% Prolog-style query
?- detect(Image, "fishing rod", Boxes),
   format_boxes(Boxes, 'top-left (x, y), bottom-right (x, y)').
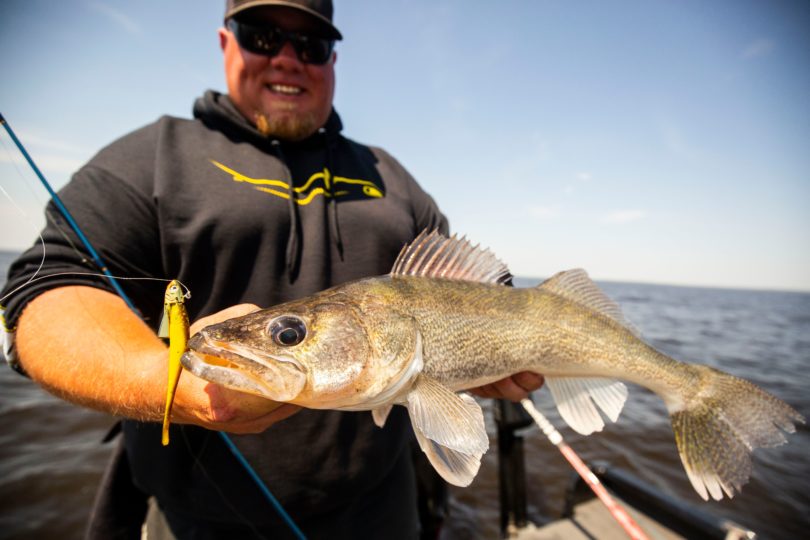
top-left (0, 113), bottom-right (306, 540)
top-left (521, 398), bottom-right (651, 540)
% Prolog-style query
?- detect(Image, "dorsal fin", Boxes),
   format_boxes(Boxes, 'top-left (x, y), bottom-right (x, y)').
top-left (391, 230), bottom-right (512, 285)
top-left (539, 269), bottom-right (640, 335)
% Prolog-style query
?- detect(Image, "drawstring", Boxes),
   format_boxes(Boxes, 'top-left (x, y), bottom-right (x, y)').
top-left (270, 129), bottom-right (344, 282)
top-left (321, 128), bottom-right (344, 260)
top-left (270, 140), bottom-right (301, 282)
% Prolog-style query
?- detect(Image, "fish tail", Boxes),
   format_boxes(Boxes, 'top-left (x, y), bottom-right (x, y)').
top-left (669, 365), bottom-right (804, 500)
top-left (161, 359), bottom-right (183, 445)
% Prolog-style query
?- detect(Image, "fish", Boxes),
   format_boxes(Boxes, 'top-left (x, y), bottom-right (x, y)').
top-left (180, 230), bottom-right (804, 499)
top-left (158, 279), bottom-right (190, 446)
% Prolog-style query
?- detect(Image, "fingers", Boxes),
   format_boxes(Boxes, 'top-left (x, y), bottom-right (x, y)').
top-left (218, 404), bottom-right (303, 434)
top-left (189, 303), bottom-right (261, 335)
top-left (172, 370), bottom-right (301, 434)
top-left (468, 384), bottom-right (499, 399)
top-left (512, 372), bottom-right (545, 393)
top-left (492, 377), bottom-right (532, 401)
top-left (199, 383), bottom-right (302, 433)
top-left (468, 372), bottom-right (545, 402)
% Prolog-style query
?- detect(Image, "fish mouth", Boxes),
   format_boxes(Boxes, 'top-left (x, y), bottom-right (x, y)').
top-left (181, 335), bottom-right (307, 402)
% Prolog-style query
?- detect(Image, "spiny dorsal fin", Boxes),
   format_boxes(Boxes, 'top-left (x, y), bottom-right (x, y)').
top-left (391, 230), bottom-right (512, 285)
top-left (539, 269), bottom-right (640, 336)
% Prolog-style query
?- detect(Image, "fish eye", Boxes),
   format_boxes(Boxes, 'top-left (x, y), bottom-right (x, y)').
top-left (268, 316), bottom-right (307, 347)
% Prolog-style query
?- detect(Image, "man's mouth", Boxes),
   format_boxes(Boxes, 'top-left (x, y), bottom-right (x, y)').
top-left (268, 83), bottom-right (303, 95)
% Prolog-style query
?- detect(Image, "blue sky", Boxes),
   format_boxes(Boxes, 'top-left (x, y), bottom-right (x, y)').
top-left (1, 0), bottom-right (808, 291)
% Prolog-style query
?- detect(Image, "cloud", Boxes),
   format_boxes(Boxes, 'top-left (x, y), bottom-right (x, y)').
top-left (497, 133), bottom-right (552, 183)
top-left (9, 131), bottom-right (88, 154)
top-left (602, 210), bottom-right (645, 224)
top-left (563, 172), bottom-right (591, 194)
top-left (741, 38), bottom-right (775, 59)
top-left (86, 1), bottom-right (142, 36)
top-left (529, 205), bottom-right (561, 220)
top-left (657, 116), bottom-right (695, 160)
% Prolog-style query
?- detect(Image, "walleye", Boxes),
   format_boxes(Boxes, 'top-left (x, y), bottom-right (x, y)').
top-left (181, 231), bottom-right (803, 499)
top-left (158, 280), bottom-right (190, 446)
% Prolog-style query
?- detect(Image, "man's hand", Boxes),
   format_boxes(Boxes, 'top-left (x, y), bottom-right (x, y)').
top-left (173, 303), bottom-right (302, 434)
top-left (468, 372), bottom-right (544, 401)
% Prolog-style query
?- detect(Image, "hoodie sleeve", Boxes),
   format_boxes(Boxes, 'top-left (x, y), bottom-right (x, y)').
top-left (370, 148), bottom-right (449, 236)
top-left (1, 164), bottom-right (164, 332)
top-left (410, 184), bottom-right (449, 237)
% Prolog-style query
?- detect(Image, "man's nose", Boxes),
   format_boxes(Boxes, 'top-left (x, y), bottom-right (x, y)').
top-left (270, 42), bottom-right (302, 69)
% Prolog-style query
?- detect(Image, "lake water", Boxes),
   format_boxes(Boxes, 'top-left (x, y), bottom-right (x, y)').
top-left (1, 251), bottom-right (808, 539)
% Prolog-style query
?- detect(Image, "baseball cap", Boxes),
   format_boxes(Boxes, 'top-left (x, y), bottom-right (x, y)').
top-left (224, 0), bottom-right (342, 40)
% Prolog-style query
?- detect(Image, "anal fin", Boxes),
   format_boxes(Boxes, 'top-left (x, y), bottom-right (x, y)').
top-left (546, 377), bottom-right (628, 435)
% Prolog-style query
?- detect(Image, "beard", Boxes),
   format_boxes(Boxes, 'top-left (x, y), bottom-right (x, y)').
top-left (254, 106), bottom-right (321, 141)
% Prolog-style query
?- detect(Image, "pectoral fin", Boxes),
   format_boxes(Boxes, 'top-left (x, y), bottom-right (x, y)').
top-left (545, 376), bottom-right (628, 435)
top-left (412, 421), bottom-right (483, 487)
top-left (405, 374), bottom-right (488, 486)
top-left (406, 374), bottom-right (488, 454)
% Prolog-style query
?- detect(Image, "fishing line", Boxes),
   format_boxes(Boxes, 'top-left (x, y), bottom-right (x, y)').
top-left (0, 185), bottom-right (48, 303)
top-left (1, 113), bottom-right (136, 311)
top-left (1, 113), bottom-right (305, 539)
top-left (0, 132), bottom-right (51, 211)
top-left (0, 160), bottom-right (190, 304)
top-left (0, 119), bottom-right (103, 269)
top-left (0, 272), bottom-right (190, 305)
top-left (0, 133), bottom-right (88, 272)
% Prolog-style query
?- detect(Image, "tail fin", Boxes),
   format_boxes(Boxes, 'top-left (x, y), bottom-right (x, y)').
top-left (670, 365), bottom-right (804, 500)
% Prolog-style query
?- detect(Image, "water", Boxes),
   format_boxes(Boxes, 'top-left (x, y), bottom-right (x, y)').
top-left (1, 253), bottom-right (809, 539)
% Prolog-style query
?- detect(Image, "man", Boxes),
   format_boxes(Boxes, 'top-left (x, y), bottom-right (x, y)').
top-left (2, 1), bottom-right (543, 537)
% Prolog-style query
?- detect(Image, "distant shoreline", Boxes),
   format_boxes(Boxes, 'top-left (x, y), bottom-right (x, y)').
top-left (1, 250), bottom-right (808, 295)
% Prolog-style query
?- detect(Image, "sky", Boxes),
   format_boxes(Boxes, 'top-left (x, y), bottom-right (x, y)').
top-left (1, 0), bottom-right (809, 291)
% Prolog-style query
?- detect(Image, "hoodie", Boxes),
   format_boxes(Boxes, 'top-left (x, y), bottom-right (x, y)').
top-left (1, 91), bottom-right (448, 538)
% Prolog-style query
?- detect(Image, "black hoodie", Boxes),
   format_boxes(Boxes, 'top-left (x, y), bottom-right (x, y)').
top-left (1, 91), bottom-right (447, 538)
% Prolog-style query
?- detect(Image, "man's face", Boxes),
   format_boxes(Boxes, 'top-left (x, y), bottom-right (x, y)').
top-left (220, 7), bottom-right (336, 141)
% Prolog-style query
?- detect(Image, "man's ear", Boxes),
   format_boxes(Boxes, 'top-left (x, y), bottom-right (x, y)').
top-left (218, 27), bottom-right (229, 52)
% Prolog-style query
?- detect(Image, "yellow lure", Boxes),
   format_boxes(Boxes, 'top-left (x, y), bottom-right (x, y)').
top-left (157, 280), bottom-right (190, 446)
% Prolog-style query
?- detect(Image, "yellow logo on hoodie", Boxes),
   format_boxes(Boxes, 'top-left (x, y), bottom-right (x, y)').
top-left (211, 160), bottom-right (383, 205)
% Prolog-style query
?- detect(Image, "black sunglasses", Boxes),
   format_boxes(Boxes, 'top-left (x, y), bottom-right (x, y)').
top-left (227, 19), bottom-right (335, 65)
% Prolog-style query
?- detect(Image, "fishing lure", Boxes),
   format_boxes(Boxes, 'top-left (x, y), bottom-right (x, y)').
top-left (158, 280), bottom-right (190, 445)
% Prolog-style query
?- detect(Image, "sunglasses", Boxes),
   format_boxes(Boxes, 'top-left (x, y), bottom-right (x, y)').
top-left (227, 19), bottom-right (335, 65)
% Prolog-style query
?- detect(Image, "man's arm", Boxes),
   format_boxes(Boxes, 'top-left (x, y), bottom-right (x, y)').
top-left (15, 286), bottom-right (298, 433)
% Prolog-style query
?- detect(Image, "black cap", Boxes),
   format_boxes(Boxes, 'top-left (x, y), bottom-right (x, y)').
top-left (225, 0), bottom-right (342, 40)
